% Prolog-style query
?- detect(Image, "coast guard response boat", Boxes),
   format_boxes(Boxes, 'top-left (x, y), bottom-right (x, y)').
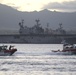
top-left (52, 40), bottom-right (76, 55)
top-left (0, 45), bottom-right (17, 56)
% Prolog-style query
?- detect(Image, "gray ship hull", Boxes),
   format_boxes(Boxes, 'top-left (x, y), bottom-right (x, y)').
top-left (0, 34), bottom-right (76, 44)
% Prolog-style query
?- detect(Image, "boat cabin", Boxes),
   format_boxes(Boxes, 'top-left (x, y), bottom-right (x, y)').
top-left (63, 44), bottom-right (76, 50)
top-left (0, 45), bottom-right (7, 50)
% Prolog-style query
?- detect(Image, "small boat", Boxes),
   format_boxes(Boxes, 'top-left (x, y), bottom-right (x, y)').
top-left (0, 45), bottom-right (17, 56)
top-left (52, 43), bottom-right (76, 55)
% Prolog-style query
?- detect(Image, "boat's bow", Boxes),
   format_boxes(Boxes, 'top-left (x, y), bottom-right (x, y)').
top-left (4, 48), bottom-right (17, 56)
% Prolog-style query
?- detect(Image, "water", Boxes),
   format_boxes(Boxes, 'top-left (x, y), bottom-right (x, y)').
top-left (0, 44), bottom-right (76, 75)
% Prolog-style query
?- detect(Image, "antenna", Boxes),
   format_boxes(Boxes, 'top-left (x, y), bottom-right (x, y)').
top-left (22, 19), bottom-right (24, 26)
top-left (59, 23), bottom-right (63, 29)
top-left (35, 19), bottom-right (41, 26)
top-left (19, 19), bottom-right (24, 28)
top-left (47, 23), bottom-right (49, 28)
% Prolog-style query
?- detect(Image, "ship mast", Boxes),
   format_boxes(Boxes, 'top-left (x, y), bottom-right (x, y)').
top-left (59, 23), bottom-right (63, 29)
top-left (19, 19), bottom-right (24, 28)
top-left (19, 19), bottom-right (24, 34)
top-left (21, 19), bottom-right (24, 26)
top-left (35, 19), bottom-right (41, 27)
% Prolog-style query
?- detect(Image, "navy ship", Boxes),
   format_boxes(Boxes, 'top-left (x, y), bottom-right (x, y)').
top-left (0, 19), bottom-right (76, 44)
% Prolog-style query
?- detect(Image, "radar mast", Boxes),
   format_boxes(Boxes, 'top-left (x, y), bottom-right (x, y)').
top-left (35, 19), bottom-right (41, 27)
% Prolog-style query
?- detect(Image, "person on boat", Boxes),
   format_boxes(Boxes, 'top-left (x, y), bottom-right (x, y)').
top-left (58, 49), bottom-right (60, 51)
top-left (9, 45), bottom-right (12, 50)
top-left (9, 45), bottom-right (14, 50)
top-left (0, 46), bottom-right (2, 51)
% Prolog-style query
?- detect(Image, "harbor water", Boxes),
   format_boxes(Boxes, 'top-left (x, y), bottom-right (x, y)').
top-left (0, 44), bottom-right (76, 75)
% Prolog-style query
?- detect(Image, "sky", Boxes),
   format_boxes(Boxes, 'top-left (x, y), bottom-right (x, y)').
top-left (0, 0), bottom-right (76, 12)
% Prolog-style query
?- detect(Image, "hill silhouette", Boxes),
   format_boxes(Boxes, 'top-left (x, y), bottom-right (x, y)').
top-left (0, 4), bottom-right (76, 31)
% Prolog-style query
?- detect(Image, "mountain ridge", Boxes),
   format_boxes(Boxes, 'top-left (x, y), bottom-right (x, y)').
top-left (0, 4), bottom-right (76, 31)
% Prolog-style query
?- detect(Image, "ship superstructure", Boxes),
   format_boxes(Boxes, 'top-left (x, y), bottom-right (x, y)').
top-left (19, 19), bottom-right (66, 35)
top-left (19, 19), bottom-right (44, 34)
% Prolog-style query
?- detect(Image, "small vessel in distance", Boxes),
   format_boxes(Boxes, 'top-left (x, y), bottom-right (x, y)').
top-left (0, 45), bottom-right (17, 56)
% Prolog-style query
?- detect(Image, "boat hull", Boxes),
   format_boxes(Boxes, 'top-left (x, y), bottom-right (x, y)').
top-left (0, 49), bottom-right (17, 56)
top-left (52, 49), bottom-right (76, 55)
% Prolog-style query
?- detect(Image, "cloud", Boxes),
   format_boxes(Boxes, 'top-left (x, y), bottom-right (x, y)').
top-left (0, 0), bottom-right (45, 11)
top-left (0, 0), bottom-right (4, 2)
top-left (0, 0), bottom-right (76, 12)
top-left (43, 0), bottom-right (76, 12)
